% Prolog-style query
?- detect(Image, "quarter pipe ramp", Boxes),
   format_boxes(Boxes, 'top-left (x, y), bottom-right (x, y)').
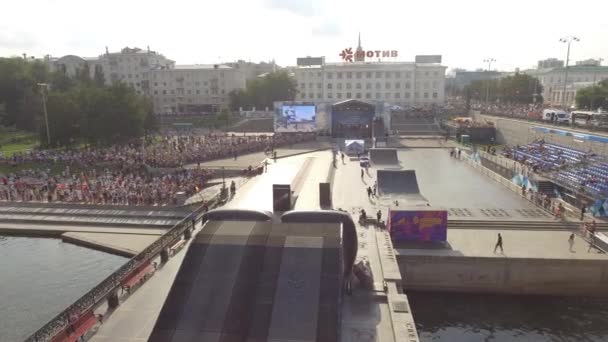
top-left (376, 169), bottom-right (427, 202)
top-left (369, 148), bottom-right (400, 167)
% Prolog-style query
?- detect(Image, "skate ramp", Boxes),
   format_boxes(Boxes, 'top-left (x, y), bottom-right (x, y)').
top-left (369, 148), bottom-right (400, 167)
top-left (377, 169), bottom-right (427, 202)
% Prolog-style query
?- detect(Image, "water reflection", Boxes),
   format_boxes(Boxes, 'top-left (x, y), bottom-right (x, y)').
top-left (409, 291), bottom-right (608, 342)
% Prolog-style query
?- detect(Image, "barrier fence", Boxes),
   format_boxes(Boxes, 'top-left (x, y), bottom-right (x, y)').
top-left (24, 193), bottom-right (221, 342)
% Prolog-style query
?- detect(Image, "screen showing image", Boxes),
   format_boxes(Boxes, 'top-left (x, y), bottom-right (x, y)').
top-left (275, 104), bottom-right (317, 132)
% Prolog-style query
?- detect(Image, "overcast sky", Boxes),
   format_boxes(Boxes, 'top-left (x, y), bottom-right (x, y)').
top-left (1, 0), bottom-right (607, 72)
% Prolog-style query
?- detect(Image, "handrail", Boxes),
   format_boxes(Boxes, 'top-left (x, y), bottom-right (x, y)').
top-left (24, 194), bottom-right (219, 342)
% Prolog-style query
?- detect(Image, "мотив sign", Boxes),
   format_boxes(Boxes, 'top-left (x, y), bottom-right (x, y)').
top-left (339, 48), bottom-right (398, 62)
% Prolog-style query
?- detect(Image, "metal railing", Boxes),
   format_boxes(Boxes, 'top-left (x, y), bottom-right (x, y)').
top-left (24, 194), bottom-right (220, 342)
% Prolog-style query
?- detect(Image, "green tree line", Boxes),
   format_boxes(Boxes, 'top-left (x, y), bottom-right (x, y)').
top-left (228, 71), bottom-right (297, 110)
top-left (576, 80), bottom-right (608, 110)
top-left (467, 73), bottom-right (543, 104)
top-left (0, 57), bottom-right (156, 147)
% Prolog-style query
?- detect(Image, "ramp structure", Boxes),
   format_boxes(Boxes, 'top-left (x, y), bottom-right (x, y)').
top-left (377, 169), bottom-right (427, 202)
top-left (369, 148), bottom-right (400, 167)
top-left (148, 211), bottom-right (344, 342)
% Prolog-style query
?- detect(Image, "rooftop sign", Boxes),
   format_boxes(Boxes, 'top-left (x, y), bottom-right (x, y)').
top-left (339, 48), bottom-right (398, 63)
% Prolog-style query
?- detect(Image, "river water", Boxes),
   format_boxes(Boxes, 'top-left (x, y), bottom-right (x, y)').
top-left (409, 291), bottom-right (608, 342)
top-left (0, 236), bottom-right (127, 342)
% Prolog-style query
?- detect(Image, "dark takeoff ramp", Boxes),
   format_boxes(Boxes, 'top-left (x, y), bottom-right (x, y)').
top-left (148, 211), bottom-right (342, 342)
top-left (377, 169), bottom-right (427, 201)
top-left (369, 148), bottom-right (400, 167)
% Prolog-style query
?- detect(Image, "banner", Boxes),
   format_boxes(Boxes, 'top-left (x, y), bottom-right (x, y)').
top-left (389, 210), bottom-right (447, 242)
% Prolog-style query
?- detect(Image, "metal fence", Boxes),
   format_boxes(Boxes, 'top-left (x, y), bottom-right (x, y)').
top-left (24, 194), bottom-right (220, 342)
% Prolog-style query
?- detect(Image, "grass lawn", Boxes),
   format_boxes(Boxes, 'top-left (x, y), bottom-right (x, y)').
top-left (0, 130), bottom-right (38, 157)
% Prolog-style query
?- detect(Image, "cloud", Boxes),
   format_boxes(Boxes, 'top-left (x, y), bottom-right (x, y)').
top-left (312, 20), bottom-right (342, 37)
top-left (266, 0), bottom-right (314, 16)
top-left (0, 26), bottom-right (40, 50)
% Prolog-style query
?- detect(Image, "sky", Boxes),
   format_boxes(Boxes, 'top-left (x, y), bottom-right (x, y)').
top-left (1, 0), bottom-right (607, 72)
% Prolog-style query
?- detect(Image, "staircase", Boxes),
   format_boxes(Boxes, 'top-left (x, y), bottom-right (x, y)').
top-left (391, 117), bottom-right (443, 136)
top-left (537, 180), bottom-right (556, 197)
top-left (229, 118), bottom-right (274, 132)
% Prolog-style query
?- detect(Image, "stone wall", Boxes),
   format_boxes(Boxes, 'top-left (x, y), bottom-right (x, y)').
top-left (474, 113), bottom-right (608, 156)
top-left (398, 255), bottom-right (608, 297)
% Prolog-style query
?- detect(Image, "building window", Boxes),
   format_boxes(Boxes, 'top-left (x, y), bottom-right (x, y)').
top-left (385, 72), bottom-right (391, 78)
top-left (317, 72), bottom-right (322, 77)
top-left (337, 72), bottom-right (343, 79)
top-left (328, 93), bottom-right (333, 98)
top-left (405, 82), bottom-right (411, 89)
top-left (395, 71), bottom-right (401, 78)
top-left (327, 72), bottom-right (333, 79)
top-left (395, 93), bottom-right (401, 99)
top-left (365, 93), bottom-right (371, 99)
top-left (337, 83), bottom-right (343, 90)
top-left (346, 83), bottom-right (352, 90)
top-left (385, 82), bottom-right (391, 89)
top-left (356, 83), bottom-right (362, 89)
top-left (154, 82), bottom-right (158, 86)
top-left (195, 81), bottom-right (200, 86)
top-left (196, 90), bottom-right (200, 94)
top-left (375, 93), bottom-right (381, 99)
top-left (346, 72), bottom-right (352, 79)
top-left (356, 72), bottom-right (362, 79)
top-left (366, 83), bottom-right (372, 89)
top-left (317, 83), bottom-right (322, 89)
top-left (432, 81), bottom-right (438, 89)
top-left (424, 82), bottom-right (430, 89)
top-left (346, 92), bottom-right (352, 98)
top-left (154, 90), bottom-right (158, 95)
top-left (300, 83), bottom-right (305, 89)
top-left (405, 92), bottom-right (410, 98)
top-left (162, 90), bottom-right (166, 95)
top-left (337, 93), bottom-right (343, 99)
top-left (187, 90), bottom-right (191, 94)
top-left (327, 83), bottom-right (333, 89)
top-left (204, 81), bottom-right (208, 86)
top-left (220, 72), bottom-right (225, 78)
top-left (309, 93), bottom-right (314, 98)
top-left (424, 92), bottom-right (429, 98)
top-left (309, 82), bottom-right (313, 88)
top-left (366, 72), bottom-right (372, 78)
top-left (375, 71), bottom-right (382, 78)
top-left (356, 93), bottom-right (361, 99)
top-left (395, 82), bottom-right (400, 89)
top-left (415, 92), bottom-right (419, 98)
top-left (432, 92), bottom-right (438, 99)
top-left (163, 82), bottom-right (167, 86)
top-left (170, 90), bottom-right (175, 95)
top-left (317, 93), bottom-right (322, 98)
top-left (385, 93), bottom-right (391, 99)
top-left (425, 71), bottom-right (429, 76)
top-left (376, 83), bottom-right (381, 89)
top-left (433, 71), bottom-right (439, 77)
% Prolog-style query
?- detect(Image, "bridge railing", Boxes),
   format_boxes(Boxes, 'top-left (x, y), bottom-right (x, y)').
top-left (24, 196), bottom-right (219, 342)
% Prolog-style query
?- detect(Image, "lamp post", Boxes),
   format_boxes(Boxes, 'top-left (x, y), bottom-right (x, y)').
top-left (483, 58), bottom-right (496, 104)
top-left (37, 83), bottom-right (51, 146)
top-left (559, 36), bottom-right (580, 108)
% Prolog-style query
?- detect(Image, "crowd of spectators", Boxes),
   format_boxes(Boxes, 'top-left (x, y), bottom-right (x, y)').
top-left (471, 102), bottom-right (545, 119)
top-left (0, 132), bottom-right (316, 206)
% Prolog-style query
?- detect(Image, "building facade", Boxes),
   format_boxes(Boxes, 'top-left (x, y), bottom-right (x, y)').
top-left (293, 60), bottom-right (446, 107)
top-left (525, 65), bottom-right (608, 106)
top-left (148, 65), bottom-right (246, 115)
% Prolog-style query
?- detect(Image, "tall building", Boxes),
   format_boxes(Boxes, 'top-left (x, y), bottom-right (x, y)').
top-left (293, 58), bottom-right (446, 107)
top-left (538, 58), bottom-right (564, 69)
top-left (354, 33), bottom-right (364, 63)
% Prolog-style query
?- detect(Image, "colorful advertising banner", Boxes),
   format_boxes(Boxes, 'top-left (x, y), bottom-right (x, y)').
top-left (389, 210), bottom-right (447, 242)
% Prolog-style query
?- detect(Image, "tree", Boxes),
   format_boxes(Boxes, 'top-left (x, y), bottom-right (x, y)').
top-left (576, 81), bottom-right (608, 110)
top-left (228, 71), bottom-right (297, 110)
top-left (94, 65), bottom-right (105, 87)
top-left (469, 73), bottom-right (542, 104)
top-left (216, 106), bottom-right (233, 128)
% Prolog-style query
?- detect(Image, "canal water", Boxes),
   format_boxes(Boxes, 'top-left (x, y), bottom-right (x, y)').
top-left (409, 291), bottom-right (608, 341)
top-left (0, 236), bottom-right (127, 342)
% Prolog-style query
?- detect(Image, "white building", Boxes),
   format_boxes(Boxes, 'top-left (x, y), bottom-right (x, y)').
top-left (293, 60), bottom-right (446, 107)
top-left (149, 64), bottom-right (246, 115)
top-left (524, 64), bottom-right (608, 106)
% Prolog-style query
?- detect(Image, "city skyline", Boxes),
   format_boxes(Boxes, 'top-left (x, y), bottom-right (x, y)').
top-left (1, 0), bottom-right (607, 71)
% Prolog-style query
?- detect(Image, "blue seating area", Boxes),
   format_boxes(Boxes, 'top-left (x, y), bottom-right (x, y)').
top-left (556, 163), bottom-right (608, 195)
top-left (504, 142), bottom-right (591, 171)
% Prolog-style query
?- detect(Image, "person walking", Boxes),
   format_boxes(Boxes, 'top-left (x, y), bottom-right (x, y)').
top-left (341, 153), bottom-right (345, 164)
top-left (361, 168), bottom-right (364, 179)
top-left (376, 210), bottom-right (382, 225)
top-left (568, 233), bottom-right (575, 252)
top-left (580, 204), bottom-right (587, 221)
top-left (493, 233), bottom-right (503, 253)
top-left (457, 148), bottom-right (462, 160)
top-left (373, 181), bottom-right (377, 196)
top-left (366, 186), bottom-right (372, 198)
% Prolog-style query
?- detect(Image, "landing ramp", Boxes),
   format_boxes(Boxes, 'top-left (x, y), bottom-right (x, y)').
top-left (377, 169), bottom-right (427, 202)
top-left (369, 148), bottom-right (400, 167)
top-left (148, 220), bottom-right (342, 342)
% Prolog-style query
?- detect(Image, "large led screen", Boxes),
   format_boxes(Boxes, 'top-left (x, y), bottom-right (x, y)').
top-left (275, 105), bottom-right (317, 132)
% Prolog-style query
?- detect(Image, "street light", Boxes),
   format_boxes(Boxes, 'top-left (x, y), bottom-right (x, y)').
top-left (559, 36), bottom-right (580, 108)
top-left (37, 83), bottom-right (51, 146)
top-left (483, 58), bottom-right (496, 103)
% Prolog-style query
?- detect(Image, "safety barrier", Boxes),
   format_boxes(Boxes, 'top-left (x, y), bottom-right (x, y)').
top-left (24, 196), bottom-right (219, 342)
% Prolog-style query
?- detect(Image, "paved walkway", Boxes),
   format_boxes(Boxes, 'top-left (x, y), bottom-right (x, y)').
top-left (0, 205), bottom-right (186, 218)
top-left (0, 222), bottom-right (166, 235)
top-left (62, 232), bottom-right (159, 257)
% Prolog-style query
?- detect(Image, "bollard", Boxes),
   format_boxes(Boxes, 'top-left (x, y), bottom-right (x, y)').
top-left (160, 248), bottom-right (170, 264)
top-left (184, 227), bottom-right (192, 240)
top-left (107, 291), bottom-right (119, 309)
